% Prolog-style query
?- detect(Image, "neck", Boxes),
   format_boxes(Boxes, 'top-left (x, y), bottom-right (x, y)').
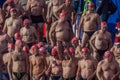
top-left (100, 30), bottom-right (106, 33)
top-left (88, 10), bottom-right (94, 13)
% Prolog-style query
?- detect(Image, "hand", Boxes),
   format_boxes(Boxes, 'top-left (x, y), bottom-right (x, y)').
top-left (47, 18), bottom-right (52, 24)
top-left (45, 71), bottom-right (49, 76)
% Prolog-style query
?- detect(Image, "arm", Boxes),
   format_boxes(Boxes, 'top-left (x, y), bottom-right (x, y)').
top-left (42, 0), bottom-right (47, 22)
top-left (88, 60), bottom-right (98, 80)
top-left (76, 61), bottom-right (81, 80)
top-left (38, 58), bottom-right (48, 77)
top-left (71, 7), bottom-right (76, 25)
top-left (111, 62), bottom-right (120, 80)
top-left (47, 1), bottom-right (53, 19)
top-left (2, 20), bottom-right (7, 33)
top-left (108, 33), bottom-right (113, 50)
top-left (26, 54), bottom-right (29, 74)
top-left (33, 27), bottom-right (39, 42)
top-left (26, 0), bottom-right (31, 16)
top-left (96, 14), bottom-right (101, 30)
top-left (7, 55), bottom-right (13, 80)
top-left (78, 14), bottom-right (84, 40)
top-left (29, 56), bottom-right (33, 80)
top-left (54, 4), bottom-right (65, 19)
top-left (90, 32), bottom-right (98, 52)
top-left (49, 21), bottom-right (57, 46)
top-left (96, 61), bottom-right (104, 80)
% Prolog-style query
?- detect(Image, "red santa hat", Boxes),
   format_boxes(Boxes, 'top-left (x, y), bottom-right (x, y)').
top-left (116, 22), bottom-right (120, 30)
top-left (114, 37), bottom-right (120, 45)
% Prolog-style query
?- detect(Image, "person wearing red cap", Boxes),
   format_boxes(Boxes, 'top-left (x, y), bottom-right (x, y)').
top-left (2, 43), bottom-right (14, 80)
top-left (3, 7), bottom-right (22, 43)
top-left (7, 40), bottom-right (29, 80)
top-left (62, 48), bottom-right (77, 80)
top-left (49, 11), bottom-right (73, 58)
top-left (29, 44), bottom-right (48, 80)
top-left (96, 51), bottom-right (120, 80)
top-left (45, 46), bottom-right (62, 80)
top-left (26, 0), bottom-right (47, 40)
top-left (2, 0), bottom-right (24, 18)
top-left (90, 21), bottom-right (112, 61)
top-left (54, 0), bottom-right (75, 25)
top-left (20, 19), bottom-right (39, 48)
top-left (46, 0), bottom-right (65, 43)
top-left (76, 47), bottom-right (97, 80)
top-left (78, 2), bottom-right (101, 48)
top-left (14, 32), bottom-right (21, 41)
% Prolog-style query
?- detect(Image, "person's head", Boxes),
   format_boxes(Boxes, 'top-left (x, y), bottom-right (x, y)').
top-left (65, 0), bottom-right (71, 6)
top-left (23, 19), bottom-right (30, 28)
top-left (59, 12), bottom-right (67, 22)
top-left (69, 47), bottom-right (75, 56)
top-left (114, 37), bottom-right (120, 48)
top-left (81, 47), bottom-right (90, 59)
top-left (64, 49), bottom-right (70, 60)
top-left (8, 43), bottom-right (14, 52)
top-left (87, 2), bottom-right (95, 11)
top-left (31, 44), bottom-right (39, 55)
top-left (39, 47), bottom-right (47, 57)
top-left (116, 21), bottom-right (120, 32)
top-left (101, 21), bottom-right (107, 32)
top-left (37, 42), bottom-right (45, 48)
top-left (14, 32), bottom-right (21, 40)
top-left (7, 0), bottom-right (14, 5)
top-left (71, 37), bottom-right (78, 47)
top-left (104, 51), bottom-right (114, 62)
top-left (51, 46), bottom-right (58, 59)
top-left (10, 8), bottom-right (17, 17)
top-left (22, 45), bottom-right (29, 53)
top-left (15, 40), bottom-right (23, 52)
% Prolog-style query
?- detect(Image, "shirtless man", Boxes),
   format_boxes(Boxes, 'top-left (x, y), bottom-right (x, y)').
top-left (62, 48), bottom-right (77, 80)
top-left (46, 0), bottom-right (64, 43)
top-left (76, 47), bottom-right (97, 80)
top-left (78, 2), bottom-right (101, 48)
top-left (2, 0), bottom-right (24, 18)
top-left (96, 51), bottom-right (120, 80)
top-left (2, 43), bottom-right (14, 80)
top-left (54, 0), bottom-right (75, 24)
top-left (7, 40), bottom-right (29, 80)
top-left (71, 37), bottom-right (82, 58)
top-left (49, 12), bottom-right (73, 59)
top-left (3, 8), bottom-right (22, 43)
top-left (0, 25), bottom-right (10, 54)
top-left (20, 19), bottom-right (39, 48)
top-left (29, 45), bottom-right (48, 80)
top-left (26, 0), bottom-right (47, 40)
top-left (90, 22), bottom-right (112, 61)
top-left (111, 37), bottom-right (120, 80)
top-left (0, 8), bottom-right (5, 26)
top-left (46, 46), bottom-right (62, 80)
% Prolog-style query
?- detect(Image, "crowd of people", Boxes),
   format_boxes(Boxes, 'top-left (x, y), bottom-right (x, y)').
top-left (0, 0), bottom-right (120, 80)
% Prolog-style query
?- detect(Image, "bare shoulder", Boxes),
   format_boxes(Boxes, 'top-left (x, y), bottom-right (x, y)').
top-left (94, 13), bottom-right (100, 17)
top-left (97, 60), bottom-right (104, 66)
top-left (106, 31), bottom-right (111, 36)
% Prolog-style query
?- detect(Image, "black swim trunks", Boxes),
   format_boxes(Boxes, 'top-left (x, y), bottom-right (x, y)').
top-left (84, 31), bottom-right (95, 38)
top-left (31, 15), bottom-right (44, 23)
